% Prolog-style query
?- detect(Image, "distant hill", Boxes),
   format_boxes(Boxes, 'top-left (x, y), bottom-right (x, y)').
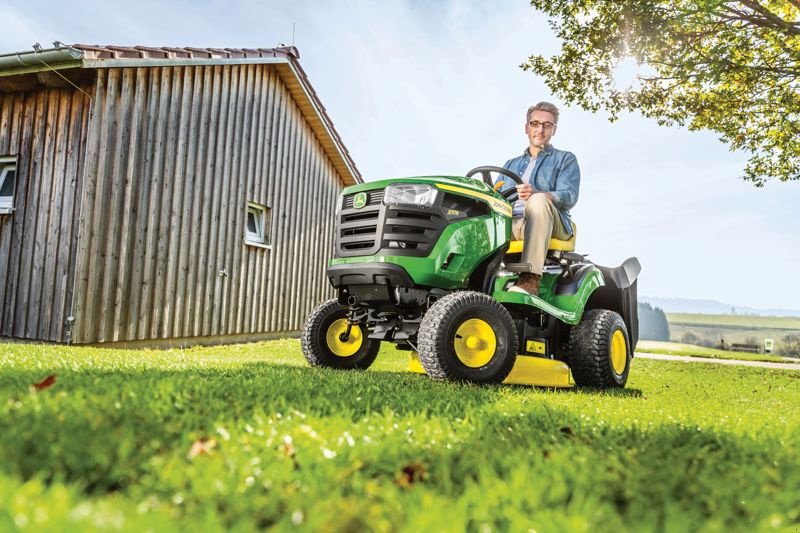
top-left (640, 296), bottom-right (800, 317)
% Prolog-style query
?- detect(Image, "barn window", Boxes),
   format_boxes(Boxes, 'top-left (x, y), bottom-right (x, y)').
top-left (245, 202), bottom-right (271, 248)
top-left (0, 156), bottom-right (16, 214)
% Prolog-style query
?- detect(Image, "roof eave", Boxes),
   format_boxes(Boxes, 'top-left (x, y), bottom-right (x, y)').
top-left (0, 46), bottom-right (83, 78)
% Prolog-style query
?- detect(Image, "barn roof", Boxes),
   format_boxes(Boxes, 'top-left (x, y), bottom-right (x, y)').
top-left (0, 44), bottom-right (361, 185)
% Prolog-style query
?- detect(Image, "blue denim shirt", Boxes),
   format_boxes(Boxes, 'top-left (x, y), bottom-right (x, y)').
top-left (501, 145), bottom-right (580, 237)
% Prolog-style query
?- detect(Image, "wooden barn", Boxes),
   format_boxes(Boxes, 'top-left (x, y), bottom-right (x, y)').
top-left (0, 44), bottom-right (360, 344)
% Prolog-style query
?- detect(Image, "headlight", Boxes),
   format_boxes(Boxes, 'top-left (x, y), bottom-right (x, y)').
top-left (383, 184), bottom-right (438, 208)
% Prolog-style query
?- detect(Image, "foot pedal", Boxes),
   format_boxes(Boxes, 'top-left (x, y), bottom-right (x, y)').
top-left (506, 262), bottom-right (534, 273)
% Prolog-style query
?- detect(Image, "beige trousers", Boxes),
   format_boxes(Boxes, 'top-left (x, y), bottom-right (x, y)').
top-left (511, 194), bottom-right (571, 275)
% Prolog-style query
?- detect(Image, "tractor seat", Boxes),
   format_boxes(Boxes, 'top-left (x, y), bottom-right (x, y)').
top-left (507, 222), bottom-right (577, 254)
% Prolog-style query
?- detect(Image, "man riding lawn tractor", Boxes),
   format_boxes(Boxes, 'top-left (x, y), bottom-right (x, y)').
top-left (301, 102), bottom-right (640, 388)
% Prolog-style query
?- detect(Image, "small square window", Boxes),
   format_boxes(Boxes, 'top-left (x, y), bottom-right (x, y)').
top-left (245, 202), bottom-right (271, 248)
top-left (0, 156), bottom-right (17, 215)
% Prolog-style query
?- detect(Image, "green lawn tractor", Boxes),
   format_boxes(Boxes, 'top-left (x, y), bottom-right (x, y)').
top-left (301, 166), bottom-right (641, 388)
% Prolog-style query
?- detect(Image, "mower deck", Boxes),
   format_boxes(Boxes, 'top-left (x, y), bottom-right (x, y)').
top-left (408, 351), bottom-right (575, 388)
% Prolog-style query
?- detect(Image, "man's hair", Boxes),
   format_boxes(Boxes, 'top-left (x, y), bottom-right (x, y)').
top-left (526, 101), bottom-right (559, 124)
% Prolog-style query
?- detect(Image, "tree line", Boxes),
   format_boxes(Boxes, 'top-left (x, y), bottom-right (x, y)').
top-left (638, 302), bottom-right (670, 341)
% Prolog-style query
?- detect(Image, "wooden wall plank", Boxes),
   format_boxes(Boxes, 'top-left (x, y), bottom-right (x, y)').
top-left (140, 67), bottom-right (172, 339)
top-left (175, 66), bottom-right (203, 338)
top-left (58, 88), bottom-right (91, 342)
top-left (98, 68), bottom-right (132, 342)
top-left (112, 68), bottom-right (147, 341)
top-left (162, 66), bottom-right (190, 339)
top-left (199, 65), bottom-right (223, 337)
top-left (14, 91), bottom-right (47, 337)
top-left (38, 91), bottom-right (70, 339)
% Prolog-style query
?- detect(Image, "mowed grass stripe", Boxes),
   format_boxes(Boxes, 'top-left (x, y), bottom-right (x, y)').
top-left (667, 312), bottom-right (800, 330)
top-left (1, 340), bottom-right (798, 531)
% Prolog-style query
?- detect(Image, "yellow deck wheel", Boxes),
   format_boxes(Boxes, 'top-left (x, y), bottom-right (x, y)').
top-left (325, 318), bottom-right (363, 357)
top-left (453, 318), bottom-right (497, 368)
top-left (610, 329), bottom-right (627, 374)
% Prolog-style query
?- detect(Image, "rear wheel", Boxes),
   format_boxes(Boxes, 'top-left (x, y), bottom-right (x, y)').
top-left (418, 291), bottom-right (517, 383)
top-left (567, 309), bottom-right (631, 388)
top-left (301, 299), bottom-right (380, 370)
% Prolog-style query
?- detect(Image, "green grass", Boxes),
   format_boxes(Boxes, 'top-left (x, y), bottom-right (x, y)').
top-left (1, 340), bottom-right (799, 531)
top-left (667, 313), bottom-right (800, 330)
top-left (637, 340), bottom-right (790, 363)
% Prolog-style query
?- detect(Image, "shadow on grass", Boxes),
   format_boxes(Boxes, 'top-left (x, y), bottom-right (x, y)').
top-left (1, 355), bottom-right (797, 533)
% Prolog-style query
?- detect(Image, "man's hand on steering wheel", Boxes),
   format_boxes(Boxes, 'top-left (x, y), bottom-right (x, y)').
top-left (465, 166), bottom-right (523, 203)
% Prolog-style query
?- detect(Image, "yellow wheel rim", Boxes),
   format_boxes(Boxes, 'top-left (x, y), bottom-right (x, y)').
top-left (610, 329), bottom-right (627, 374)
top-left (453, 318), bottom-right (497, 368)
top-left (325, 318), bottom-right (363, 357)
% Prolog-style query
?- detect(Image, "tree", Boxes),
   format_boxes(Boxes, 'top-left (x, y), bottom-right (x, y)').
top-left (681, 331), bottom-right (700, 344)
top-left (524, 0), bottom-right (800, 185)
top-left (638, 302), bottom-right (670, 340)
top-left (777, 333), bottom-right (800, 357)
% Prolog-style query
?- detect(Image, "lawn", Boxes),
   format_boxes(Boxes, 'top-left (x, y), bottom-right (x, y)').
top-left (636, 340), bottom-right (789, 363)
top-left (1, 340), bottom-right (798, 531)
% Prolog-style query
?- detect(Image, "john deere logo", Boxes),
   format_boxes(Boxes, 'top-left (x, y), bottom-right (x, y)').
top-left (353, 192), bottom-right (368, 209)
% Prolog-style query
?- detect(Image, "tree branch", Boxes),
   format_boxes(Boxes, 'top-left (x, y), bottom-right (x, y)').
top-left (736, 0), bottom-right (800, 35)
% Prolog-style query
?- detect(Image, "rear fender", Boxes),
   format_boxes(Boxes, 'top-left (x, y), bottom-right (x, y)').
top-left (586, 257), bottom-right (642, 348)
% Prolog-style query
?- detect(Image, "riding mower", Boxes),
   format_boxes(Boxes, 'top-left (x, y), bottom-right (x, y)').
top-left (301, 166), bottom-right (641, 388)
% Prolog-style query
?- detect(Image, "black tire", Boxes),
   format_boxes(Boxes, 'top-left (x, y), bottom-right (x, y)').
top-left (301, 299), bottom-right (380, 370)
top-left (418, 291), bottom-right (517, 383)
top-left (567, 309), bottom-right (631, 388)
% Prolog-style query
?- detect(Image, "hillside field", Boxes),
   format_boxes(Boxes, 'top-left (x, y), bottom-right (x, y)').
top-left (667, 313), bottom-right (800, 330)
top-left (666, 313), bottom-right (800, 348)
top-left (1, 340), bottom-right (798, 531)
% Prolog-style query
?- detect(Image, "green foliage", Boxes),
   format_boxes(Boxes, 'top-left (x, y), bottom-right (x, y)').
top-left (525, 0), bottom-right (800, 184)
top-left (778, 333), bottom-right (800, 356)
top-left (638, 302), bottom-right (670, 340)
top-left (744, 335), bottom-right (760, 346)
top-left (1, 340), bottom-right (799, 531)
top-left (680, 330), bottom-right (701, 344)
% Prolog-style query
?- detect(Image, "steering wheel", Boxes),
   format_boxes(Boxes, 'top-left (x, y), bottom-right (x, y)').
top-left (465, 166), bottom-right (523, 201)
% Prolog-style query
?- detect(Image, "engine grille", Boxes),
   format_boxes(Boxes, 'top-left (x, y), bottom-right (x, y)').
top-left (335, 189), bottom-right (489, 258)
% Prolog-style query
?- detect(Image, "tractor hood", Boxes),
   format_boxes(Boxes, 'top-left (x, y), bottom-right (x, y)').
top-left (343, 175), bottom-right (495, 196)
top-left (341, 176), bottom-right (511, 218)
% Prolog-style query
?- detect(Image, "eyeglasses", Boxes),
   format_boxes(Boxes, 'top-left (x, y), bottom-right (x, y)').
top-left (528, 120), bottom-right (555, 130)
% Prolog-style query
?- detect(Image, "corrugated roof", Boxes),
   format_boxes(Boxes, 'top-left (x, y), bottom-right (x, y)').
top-left (72, 44), bottom-right (298, 61)
top-left (0, 44), bottom-right (361, 185)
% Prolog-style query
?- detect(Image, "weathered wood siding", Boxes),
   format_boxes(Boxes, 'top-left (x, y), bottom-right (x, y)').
top-left (72, 65), bottom-right (341, 343)
top-left (0, 88), bottom-right (91, 341)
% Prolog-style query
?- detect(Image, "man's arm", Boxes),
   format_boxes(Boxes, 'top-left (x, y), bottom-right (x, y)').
top-left (545, 152), bottom-right (580, 210)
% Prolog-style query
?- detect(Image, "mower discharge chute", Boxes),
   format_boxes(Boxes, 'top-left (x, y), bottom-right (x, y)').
top-left (301, 166), bottom-right (641, 388)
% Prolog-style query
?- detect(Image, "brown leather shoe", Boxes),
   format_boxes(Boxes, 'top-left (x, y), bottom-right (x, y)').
top-left (509, 272), bottom-right (541, 296)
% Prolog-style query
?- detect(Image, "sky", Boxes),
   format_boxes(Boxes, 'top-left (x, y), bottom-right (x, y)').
top-left (3, 0), bottom-right (800, 311)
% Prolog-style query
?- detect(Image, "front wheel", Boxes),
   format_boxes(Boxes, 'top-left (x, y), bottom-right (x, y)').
top-left (567, 309), bottom-right (631, 388)
top-left (418, 291), bottom-right (517, 383)
top-left (301, 299), bottom-right (380, 370)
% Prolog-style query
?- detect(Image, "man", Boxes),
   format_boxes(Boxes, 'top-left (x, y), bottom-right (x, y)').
top-left (502, 101), bottom-right (580, 296)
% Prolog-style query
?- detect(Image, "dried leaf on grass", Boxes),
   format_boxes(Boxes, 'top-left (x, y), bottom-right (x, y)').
top-left (188, 438), bottom-right (217, 459)
top-left (280, 435), bottom-right (300, 470)
top-left (32, 374), bottom-right (56, 391)
top-left (396, 463), bottom-right (427, 488)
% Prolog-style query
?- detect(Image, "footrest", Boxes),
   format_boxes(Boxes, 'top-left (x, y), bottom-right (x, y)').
top-left (506, 263), bottom-right (534, 273)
